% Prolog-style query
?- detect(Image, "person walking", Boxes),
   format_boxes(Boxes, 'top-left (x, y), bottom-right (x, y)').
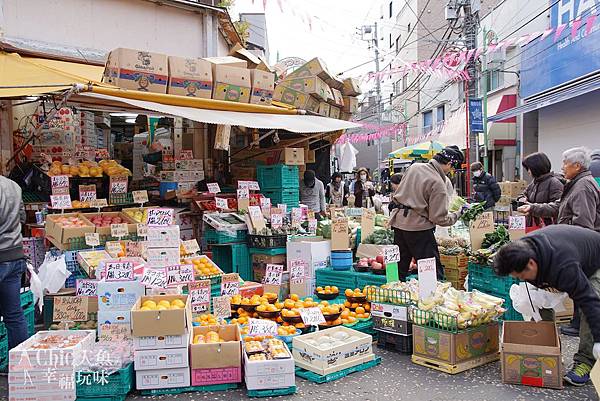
top-left (470, 162), bottom-right (501, 209)
top-left (325, 172), bottom-right (348, 207)
top-left (299, 170), bottom-right (326, 217)
top-left (494, 225), bottom-right (600, 386)
top-left (350, 167), bottom-right (375, 208)
top-left (0, 175), bottom-right (28, 350)
top-left (389, 146), bottom-right (465, 280)
top-left (518, 152), bottom-right (564, 228)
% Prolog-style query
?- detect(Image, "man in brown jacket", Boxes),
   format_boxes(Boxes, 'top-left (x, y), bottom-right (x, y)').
top-left (389, 146), bottom-right (465, 280)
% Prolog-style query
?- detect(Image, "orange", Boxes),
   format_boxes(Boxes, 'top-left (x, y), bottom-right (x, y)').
top-left (344, 301), bottom-right (351, 308)
top-left (290, 294), bottom-right (300, 301)
top-left (355, 306), bottom-right (365, 314)
top-left (345, 289), bottom-right (353, 297)
top-left (364, 303), bottom-right (371, 311)
top-left (331, 286), bottom-right (339, 293)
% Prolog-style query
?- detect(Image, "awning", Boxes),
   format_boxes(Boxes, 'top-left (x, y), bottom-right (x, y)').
top-left (487, 90), bottom-right (517, 148)
top-left (79, 92), bottom-right (360, 133)
top-left (489, 74), bottom-right (600, 121)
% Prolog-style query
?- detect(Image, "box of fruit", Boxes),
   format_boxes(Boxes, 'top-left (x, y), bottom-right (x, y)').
top-left (131, 295), bottom-right (191, 337)
top-left (243, 338), bottom-right (295, 390)
top-left (76, 250), bottom-right (111, 277)
top-left (190, 324), bottom-right (242, 371)
top-left (182, 255), bottom-right (224, 281)
top-left (292, 326), bottom-right (373, 376)
top-left (133, 330), bottom-right (190, 351)
top-left (122, 207), bottom-right (150, 224)
top-left (45, 213), bottom-right (96, 250)
top-left (81, 212), bottom-right (137, 236)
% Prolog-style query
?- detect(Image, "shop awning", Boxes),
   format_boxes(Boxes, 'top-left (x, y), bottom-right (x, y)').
top-left (489, 74), bottom-right (600, 121)
top-left (79, 92), bottom-right (360, 133)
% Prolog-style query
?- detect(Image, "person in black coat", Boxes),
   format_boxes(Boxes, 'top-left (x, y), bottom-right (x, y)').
top-left (494, 225), bottom-right (600, 387)
top-left (470, 162), bottom-right (501, 209)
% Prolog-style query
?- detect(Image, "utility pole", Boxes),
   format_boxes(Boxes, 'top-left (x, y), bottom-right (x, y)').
top-left (462, 0), bottom-right (479, 169)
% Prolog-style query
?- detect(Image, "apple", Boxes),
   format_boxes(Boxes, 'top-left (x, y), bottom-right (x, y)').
top-left (376, 255), bottom-right (385, 265)
top-left (371, 261), bottom-right (383, 269)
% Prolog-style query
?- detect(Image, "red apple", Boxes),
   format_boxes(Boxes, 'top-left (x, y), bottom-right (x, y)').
top-left (376, 255), bottom-right (385, 265)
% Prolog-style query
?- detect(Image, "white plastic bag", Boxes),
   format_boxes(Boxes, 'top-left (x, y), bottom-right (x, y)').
top-left (26, 261), bottom-right (44, 311)
top-left (37, 252), bottom-right (70, 294)
top-left (509, 282), bottom-right (568, 322)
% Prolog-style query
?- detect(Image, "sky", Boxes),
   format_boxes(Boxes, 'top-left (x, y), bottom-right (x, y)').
top-left (229, 0), bottom-right (380, 90)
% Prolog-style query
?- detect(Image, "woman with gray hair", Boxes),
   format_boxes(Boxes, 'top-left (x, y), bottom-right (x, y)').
top-left (519, 146), bottom-right (600, 231)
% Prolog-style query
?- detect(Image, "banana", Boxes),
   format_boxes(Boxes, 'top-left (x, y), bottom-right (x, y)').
top-left (506, 354), bottom-right (521, 366)
top-left (542, 357), bottom-right (557, 369)
top-left (456, 343), bottom-right (471, 360)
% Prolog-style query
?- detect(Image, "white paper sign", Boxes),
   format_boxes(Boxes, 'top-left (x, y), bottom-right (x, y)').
top-left (291, 207), bottom-right (302, 223)
top-left (237, 188), bottom-right (249, 199)
top-left (50, 194), bottom-right (72, 209)
top-left (271, 212), bottom-right (283, 229)
top-left (248, 318), bottom-right (278, 336)
top-left (79, 185), bottom-right (97, 202)
top-left (75, 279), bottom-right (97, 296)
top-left (417, 258), bottom-right (437, 300)
top-left (136, 224), bottom-right (148, 237)
top-left (90, 198), bottom-right (108, 209)
top-left (260, 197), bottom-right (271, 210)
top-left (146, 208), bottom-right (174, 226)
top-left (181, 239), bottom-right (200, 255)
top-left (51, 175), bottom-right (70, 194)
top-left (308, 219), bottom-right (318, 235)
top-left (105, 241), bottom-right (122, 257)
top-left (509, 215), bottom-right (526, 230)
top-left (166, 264), bottom-right (195, 287)
top-left (300, 307), bottom-right (326, 326)
top-left (189, 280), bottom-right (210, 312)
top-left (110, 223), bottom-right (129, 238)
top-left (207, 183), bottom-right (221, 194)
top-left (105, 260), bottom-right (134, 281)
top-left (248, 181), bottom-right (260, 191)
top-left (220, 273), bottom-right (240, 296)
top-left (213, 295), bottom-right (231, 319)
top-left (84, 233), bottom-right (100, 247)
top-left (383, 245), bottom-right (401, 264)
top-left (263, 264), bottom-right (284, 285)
top-left (140, 268), bottom-right (167, 289)
top-left (277, 204), bottom-right (288, 215)
top-left (289, 259), bottom-right (306, 284)
top-left (132, 190), bottom-right (149, 204)
top-left (215, 197), bottom-right (228, 210)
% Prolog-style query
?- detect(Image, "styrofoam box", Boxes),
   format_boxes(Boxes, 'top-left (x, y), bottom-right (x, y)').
top-left (135, 367), bottom-right (191, 390)
top-left (8, 369), bottom-right (72, 384)
top-left (133, 330), bottom-right (190, 351)
top-left (243, 343), bottom-right (295, 390)
top-left (146, 248), bottom-right (180, 268)
top-left (9, 330), bottom-right (95, 371)
top-left (292, 327), bottom-right (372, 373)
top-left (97, 310), bottom-right (131, 328)
top-left (9, 380), bottom-right (76, 394)
top-left (286, 241), bottom-right (331, 277)
top-left (97, 280), bottom-right (145, 311)
top-left (9, 391), bottom-right (76, 401)
top-left (146, 226), bottom-right (180, 248)
top-left (134, 347), bottom-right (189, 371)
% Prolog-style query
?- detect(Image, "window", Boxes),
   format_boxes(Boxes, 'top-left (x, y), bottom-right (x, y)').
top-left (395, 79), bottom-right (402, 94)
top-left (395, 35), bottom-right (401, 54)
top-left (389, 2), bottom-right (393, 18)
top-left (423, 110), bottom-right (433, 133)
top-left (484, 69), bottom-right (503, 92)
top-left (436, 105), bottom-right (445, 124)
top-left (402, 74), bottom-right (408, 92)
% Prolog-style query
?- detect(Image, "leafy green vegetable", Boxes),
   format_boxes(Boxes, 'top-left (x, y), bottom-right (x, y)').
top-left (363, 228), bottom-right (394, 245)
top-left (449, 196), bottom-right (467, 213)
top-left (481, 225), bottom-right (509, 249)
top-left (460, 202), bottom-right (486, 224)
top-left (375, 214), bottom-right (389, 227)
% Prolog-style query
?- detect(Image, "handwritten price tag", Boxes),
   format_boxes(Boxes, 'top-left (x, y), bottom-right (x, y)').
top-left (76, 279), bottom-right (97, 296)
top-left (509, 215), bottom-right (526, 230)
top-left (105, 241), bottom-right (123, 257)
top-left (51, 175), bottom-right (69, 195)
top-left (110, 223), bottom-right (129, 238)
top-left (289, 259), bottom-right (306, 284)
top-left (248, 181), bottom-right (260, 191)
top-left (207, 183), bottom-right (221, 194)
top-left (85, 233), bottom-right (100, 247)
top-left (263, 264), bottom-right (284, 285)
top-left (90, 198), bottom-right (108, 209)
top-left (417, 258), bottom-right (437, 300)
top-left (132, 190), bottom-right (149, 204)
top-left (53, 296), bottom-right (88, 322)
top-left (248, 318), bottom-right (278, 336)
top-left (146, 208), bottom-right (174, 226)
top-left (140, 268), bottom-right (167, 289)
top-left (213, 296), bottom-right (231, 318)
top-left (383, 245), bottom-right (400, 264)
top-left (98, 323), bottom-right (131, 343)
top-left (79, 184), bottom-right (96, 202)
top-left (50, 194), bottom-right (72, 210)
top-left (181, 239), bottom-right (200, 255)
top-left (308, 219), bottom-right (318, 235)
top-left (271, 212), bottom-right (283, 229)
top-left (105, 260), bottom-right (134, 281)
top-left (237, 188), bottom-right (249, 199)
top-left (300, 307), bottom-right (325, 326)
top-left (189, 280), bottom-right (210, 313)
top-left (109, 175), bottom-right (128, 194)
top-left (278, 204), bottom-right (288, 215)
top-left (220, 273), bottom-right (240, 296)
top-left (238, 181), bottom-right (250, 190)
top-left (166, 264), bottom-right (195, 287)
top-left (215, 197), bottom-right (228, 209)
top-left (291, 207), bottom-right (302, 223)
top-left (137, 224), bottom-right (148, 237)
top-left (126, 241), bottom-right (143, 258)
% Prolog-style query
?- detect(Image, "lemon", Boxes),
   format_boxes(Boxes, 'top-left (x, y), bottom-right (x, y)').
top-left (171, 299), bottom-right (185, 308)
top-left (170, 304), bottom-right (182, 310)
top-left (158, 300), bottom-right (171, 307)
top-left (142, 300), bottom-right (157, 309)
top-left (157, 305), bottom-right (169, 311)
top-left (140, 306), bottom-right (152, 311)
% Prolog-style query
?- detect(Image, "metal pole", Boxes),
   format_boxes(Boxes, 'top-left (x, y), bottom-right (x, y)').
top-left (463, 1), bottom-right (479, 166)
top-left (464, 80), bottom-right (471, 197)
top-left (374, 21), bottom-right (383, 179)
top-left (482, 27), bottom-right (489, 171)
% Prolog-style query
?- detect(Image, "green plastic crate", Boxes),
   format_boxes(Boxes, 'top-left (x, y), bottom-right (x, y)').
top-left (204, 228), bottom-right (247, 245)
top-left (315, 268), bottom-right (357, 292)
top-left (485, 289), bottom-right (524, 321)
top-left (76, 362), bottom-right (134, 398)
top-left (468, 262), bottom-right (520, 294)
top-left (248, 247), bottom-right (286, 256)
top-left (261, 188), bottom-right (299, 209)
top-left (212, 243), bottom-right (252, 281)
top-left (295, 356), bottom-right (381, 384)
top-left (247, 385), bottom-right (297, 398)
top-left (141, 383), bottom-right (238, 396)
top-left (24, 304), bottom-right (35, 337)
top-left (0, 335), bottom-right (7, 371)
top-left (0, 321), bottom-right (6, 339)
top-left (257, 164), bottom-right (299, 190)
top-left (75, 396), bottom-right (126, 401)
top-left (355, 272), bottom-right (388, 289)
top-left (20, 290), bottom-right (34, 309)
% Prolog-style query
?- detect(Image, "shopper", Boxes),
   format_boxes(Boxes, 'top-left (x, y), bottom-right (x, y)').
top-left (470, 162), bottom-right (501, 209)
top-left (518, 152), bottom-right (564, 227)
top-left (325, 172), bottom-right (348, 207)
top-left (590, 149), bottom-right (600, 181)
top-left (494, 225), bottom-right (600, 386)
top-left (0, 176), bottom-right (28, 350)
top-left (299, 170), bottom-right (326, 216)
top-left (519, 147), bottom-right (600, 231)
top-left (350, 167), bottom-right (375, 208)
top-left (389, 146), bottom-right (465, 280)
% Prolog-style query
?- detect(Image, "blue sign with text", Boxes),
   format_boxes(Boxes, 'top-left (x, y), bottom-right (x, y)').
top-left (521, 0), bottom-right (600, 99)
top-left (468, 98), bottom-right (483, 133)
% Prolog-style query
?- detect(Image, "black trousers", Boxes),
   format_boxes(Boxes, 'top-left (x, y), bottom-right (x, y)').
top-left (393, 227), bottom-right (443, 281)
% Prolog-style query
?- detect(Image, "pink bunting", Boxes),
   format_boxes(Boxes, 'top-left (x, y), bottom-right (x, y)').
top-left (586, 15), bottom-right (597, 36)
top-left (541, 28), bottom-right (555, 41)
top-left (485, 43), bottom-right (498, 55)
top-left (571, 18), bottom-right (583, 39)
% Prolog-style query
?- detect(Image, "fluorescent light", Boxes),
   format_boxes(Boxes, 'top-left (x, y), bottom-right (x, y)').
top-left (125, 118), bottom-right (137, 124)
top-left (111, 113), bottom-right (138, 118)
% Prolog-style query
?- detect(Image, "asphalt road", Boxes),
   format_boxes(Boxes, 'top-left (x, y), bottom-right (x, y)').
top-left (1, 334), bottom-right (598, 401)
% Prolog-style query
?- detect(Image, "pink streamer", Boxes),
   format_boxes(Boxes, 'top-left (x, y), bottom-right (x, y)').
top-left (571, 19), bottom-right (582, 39)
top-left (540, 28), bottom-right (555, 41)
top-left (586, 15), bottom-right (597, 36)
top-left (554, 23), bottom-right (567, 42)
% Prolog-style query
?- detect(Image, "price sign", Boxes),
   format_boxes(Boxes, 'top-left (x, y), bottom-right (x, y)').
top-left (248, 318), bottom-right (278, 336)
top-left (166, 264), bottom-right (195, 287)
top-left (79, 184), bottom-right (97, 202)
top-left (75, 279), bottom-right (97, 297)
top-left (181, 239), bottom-right (200, 255)
top-left (140, 268), bottom-right (167, 289)
top-left (98, 323), bottom-right (131, 343)
top-left (277, 204), bottom-right (288, 215)
top-left (90, 198), bottom-right (108, 209)
top-left (383, 245), bottom-right (401, 264)
top-left (110, 223), bottom-right (129, 238)
top-left (51, 175), bottom-right (70, 195)
top-left (308, 219), bottom-right (318, 235)
top-left (331, 217), bottom-right (349, 250)
top-left (132, 190), bottom-right (149, 204)
top-left (109, 175), bottom-right (128, 194)
top-left (146, 208), bottom-right (174, 226)
top-left (248, 205), bottom-right (262, 220)
top-left (50, 194), bottom-right (72, 210)
top-left (291, 207), bottom-right (302, 223)
top-left (417, 258), bottom-right (437, 300)
top-left (271, 211), bottom-right (283, 229)
top-left (237, 181), bottom-right (250, 190)
top-left (207, 183), bottom-right (221, 194)
top-left (105, 241), bottom-right (123, 257)
top-left (126, 241), bottom-right (143, 258)
top-left (260, 197), bottom-right (271, 211)
top-left (213, 296), bottom-right (231, 319)
top-left (105, 260), bottom-right (134, 281)
top-left (237, 188), bottom-right (249, 199)
top-left (215, 197), bottom-right (228, 210)
top-left (300, 307), bottom-right (326, 326)
top-left (189, 280), bottom-right (210, 313)
top-left (220, 273), bottom-right (240, 296)
top-left (248, 181), bottom-right (260, 191)
top-left (307, 210), bottom-right (315, 220)
top-left (289, 259), bottom-right (306, 284)
top-left (263, 264), bottom-right (284, 285)
top-left (178, 150), bottom-right (194, 160)
top-left (84, 233), bottom-right (100, 247)
top-left (136, 224), bottom-right (148, 237)
top-left (509, 215), bottom-right (526, 230)
top-left (53, 296), bottom-right (89, 322)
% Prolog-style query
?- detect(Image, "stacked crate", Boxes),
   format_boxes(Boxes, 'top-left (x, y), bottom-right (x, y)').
top-left (257, 164), bottom-right (300, 209)
top-left (468, 262), bottom-right (523, 321)
top-left (367, 286), bottom-right (414, 354)
top-left (441, 254), bottom-right (469, 290)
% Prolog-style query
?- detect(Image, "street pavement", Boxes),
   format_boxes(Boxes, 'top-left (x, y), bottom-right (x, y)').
top-left (1, 334), bottom-right (598, 401)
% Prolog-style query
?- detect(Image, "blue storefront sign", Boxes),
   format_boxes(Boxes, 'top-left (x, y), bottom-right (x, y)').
top-left (521, 0), bottom-right (600, 99)
top-left (468, 98), bottom-right (484, 133)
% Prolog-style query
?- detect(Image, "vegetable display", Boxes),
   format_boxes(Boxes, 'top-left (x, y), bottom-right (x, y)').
top-left (459, 202), bottom-right (486, 224)
top-left (470, 225), bottom-right (511, 265)
top-left (363, 227), bottom-right (394, 245)
top-left (449, 196), bottom-right (467, 213)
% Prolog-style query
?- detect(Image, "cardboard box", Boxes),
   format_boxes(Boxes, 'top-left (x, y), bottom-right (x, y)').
top-left (229, 43), bottom-right (273, 71)
top-left (412, 322), bottom-right (499, 366)
top-left (97, 280), bottom-right (145, 311)
top-left (146, 248), bottom-right (181, 268)
top-left (174, 159), bottom-right (204, 170)
top-left (135, 367), bottom-right (190, 390)
top-left (273, 86), bottom-right (320, 112)
top-left (146, 226), bottom-right (181, 248)
top-left (250, 70), bottom-right (275, 105)
top-left (189, 325), bottom-right (242, 370)
top-left (286, 57), bottom-right (342, 90)
top-left (97, 310), bottom-right (131, 328)
top-left (167, 56), bottom-right (212, 98)
top-left (329, 88), bottom-right (344, 107)
top-left (278, 76), bottom-right (333, 101)
top-left (304, 148), bottom-right (316, 164)
top-left (501, 321), bottom-right (562, 389)
top-left (499, 181), bottom-right (528, 198)
top-left (286, 240), bottom-right (330, 275)
top-left (204, 56), bottom-right (247, 69)
top-left (343, 96), bottom-right (359, 113)
top-left (211, 63), bottom-right (251, 103)
top-left (440, 254), bottom-right (469, 269)
top-left (134, 346), bottom-right (189, 371)
top-left (283, 148), bottom-right (305, 166)
top-left (328, 106), bottom-right (341, 119)
top-left (133, 330), bottom-right (190, 351)
top-left (131, 295), bottom-right (191, 337)
top-left (292, 327), bottom-right (373, 375)
top-left (371, 302), bottom-right (411, 335)
top-left (103, 48), bottom-right (168, 93)
top-left (8, 391), bottom-right (76, 401)
top-left (340, 112), bottom-right (352, 121)
top-left (317, 101), bottom-right (330, 117)
top-left (243, 343), bottom-right (295, 390)
top-left (81, 212), bottom-right (137, 236)
top-left (342, 77), bottom-right (361, 96)
top-left (44, 213), bottom-right (95, 250)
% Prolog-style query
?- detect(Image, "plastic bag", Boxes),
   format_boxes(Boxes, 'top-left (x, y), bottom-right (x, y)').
top-left (27, 261), bottom-right (44, 311)
top-left (509, 282), bottom-right (568, 322)
top-left (37, 252), bottom-right (70, 294)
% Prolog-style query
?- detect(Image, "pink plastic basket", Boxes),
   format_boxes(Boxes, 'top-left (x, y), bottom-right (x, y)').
top-left (191, 367), bottom-right (242, 386)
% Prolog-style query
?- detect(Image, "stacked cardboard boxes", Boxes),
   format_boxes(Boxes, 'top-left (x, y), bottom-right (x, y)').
top-left (168, 56), bottom-right (213, 98)
top-left (97, 280), bottom-right (145, 337)
top-left (103, 48), bottom-right (169, 93)
top-left (79, 111), bottom-right (96, 148)
top-left (189, 325), bottom-right (243, 386)
top-left (286, 240), bottom-right (331, 296)
top-left (31, 106), bottom-right (81, 161)
top-left (204, 56), bottom-right (252, 103)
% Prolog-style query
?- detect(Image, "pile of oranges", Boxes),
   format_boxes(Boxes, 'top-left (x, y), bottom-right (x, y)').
top-left (47, 159), bottom-right (131, 177)
top-left (316, 285), bottom-right (339, 295)
top-left (185, 256), bottom-right (222, 278)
